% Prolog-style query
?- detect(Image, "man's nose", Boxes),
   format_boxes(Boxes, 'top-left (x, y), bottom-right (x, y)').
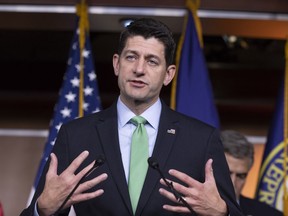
top-left (134, 58), bottom-right (145, 74)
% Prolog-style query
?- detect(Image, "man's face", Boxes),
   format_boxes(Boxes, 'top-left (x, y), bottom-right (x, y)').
top-left (112, 36), bottom-right (175, 108)
top-left (224, 153), bottom-right (251, 200)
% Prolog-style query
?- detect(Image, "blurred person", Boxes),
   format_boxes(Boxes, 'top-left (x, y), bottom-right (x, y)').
top-left (221, 130), bottom-right (282, 216)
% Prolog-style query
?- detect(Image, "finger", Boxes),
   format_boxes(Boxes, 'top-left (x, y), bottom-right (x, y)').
top-left (168, 169), bottom-right (201, 188)
top-left (160, 178), bottom-right (198, 200)
top-left (68, 174), bottom-right (108, 207)
top-left (159, 188), bottom-right (190, 213)
top-left (205, 159), bottom-right (214, 182)
top-left (159, 187), bottom-right (178, 203)
top-left (69, 188), bottom-right (105, 206)
top-left (163, 204), bottom-right (190, 213)
top-left (46, 153), bottom-right (58, 178)
top-left (75, 160), bottom-right (96, 180)
top-left (65, 151), bottom-right (89, 175)
top-left (159, 178), bottom-right (183, 192)
top-left (76, 173), bottom-right (108, 193)
top-left (159, 178), bottom-right (169, 188)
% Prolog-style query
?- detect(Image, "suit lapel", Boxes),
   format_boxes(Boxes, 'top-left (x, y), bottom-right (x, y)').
top-left (152, 105), bottom-right (179, 170)
top-left (95, 104), bottom-right (133, 214)
top-left (137, 103), bottom-right (179, 215)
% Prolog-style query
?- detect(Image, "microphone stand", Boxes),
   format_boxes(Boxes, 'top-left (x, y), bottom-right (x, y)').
top-left (148, 157), bottom-right (195, 214)
top-left (53, 155), bottom-right (105, 215)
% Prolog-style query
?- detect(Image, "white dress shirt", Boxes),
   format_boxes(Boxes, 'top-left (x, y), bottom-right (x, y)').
top-left (117, 97), bottom-right (161, 182)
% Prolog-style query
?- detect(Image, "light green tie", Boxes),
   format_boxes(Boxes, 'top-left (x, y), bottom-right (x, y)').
top-left (128, 116), bottom-right (149, 214)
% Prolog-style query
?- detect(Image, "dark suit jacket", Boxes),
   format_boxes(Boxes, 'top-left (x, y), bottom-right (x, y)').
top-left (239, 195), bottom-right (283, 216)
top-left (21, 101), bottom-right (243, 216)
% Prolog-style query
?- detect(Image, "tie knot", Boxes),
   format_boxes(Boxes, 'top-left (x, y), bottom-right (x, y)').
top-left (130, 116), bottom-right (147, 126)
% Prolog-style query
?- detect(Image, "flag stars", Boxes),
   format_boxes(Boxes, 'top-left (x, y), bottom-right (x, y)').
top-left (70, 77), bottom-right (80, 87)
top-left (72, 42), bottom-right (77, 50)
top-left (93, 107), bottom-right (101, 113)
top-left (65, 91), bottom-right (76, 102)
top-left (84, 85), bottom-right (94, 96)
top-left (82, 49), bottom-right (90, 58)
top-left (50, 138), bottom-right (56, 146)
top-left (60, 107), bottom-right (72, 118)
top-left (44, 156), bottom-right (49, 162)
top-left (55, 123), bottom-right (62, 132)
top-left (88, 71), bottom-right (96, 81)
top-left (67, 57), bottom-right (72, 66)
top-left (75, 64), bottom-right (82, 72)
top-left (83, 102), bottom-right (89, 111)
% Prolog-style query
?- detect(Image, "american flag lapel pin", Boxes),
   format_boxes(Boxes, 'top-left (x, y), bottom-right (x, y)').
top-left (167, 129), bottom-right (176, 134)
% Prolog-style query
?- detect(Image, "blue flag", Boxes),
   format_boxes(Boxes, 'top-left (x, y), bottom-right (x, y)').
top-left (256, 74), bottom-right (286, 213)
top-left (27, 3), bottom-right (101, 204)
top-left (170, 0), bottom-right (220, 128)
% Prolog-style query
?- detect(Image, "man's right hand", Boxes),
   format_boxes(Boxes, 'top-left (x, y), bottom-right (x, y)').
top-left (37, 151), bottom-right (108, 216)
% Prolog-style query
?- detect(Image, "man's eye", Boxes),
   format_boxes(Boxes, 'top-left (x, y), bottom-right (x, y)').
top-left (236, 173), bottom-right (248, 180)
top-left (229, 171), bottom-right (248, 180)
top-left (148, 59), bottom-right (158, 65)
top-left (126, 55), bottom-right (136, 61)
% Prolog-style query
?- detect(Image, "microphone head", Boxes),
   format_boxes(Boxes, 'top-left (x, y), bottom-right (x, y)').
top-left (148, 157), bottom-right (159, 169)
top-left (94, 154), bottom-right (105, 167)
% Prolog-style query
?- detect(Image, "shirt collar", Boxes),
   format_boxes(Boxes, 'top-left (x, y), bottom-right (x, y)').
top-left (117, 97), bottom-right (161, 130)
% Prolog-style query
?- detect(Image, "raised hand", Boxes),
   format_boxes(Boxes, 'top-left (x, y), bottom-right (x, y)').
top-left (159, 159), bottom-right (227, 216)
top-left (37, 151), bottom-right (108, 216)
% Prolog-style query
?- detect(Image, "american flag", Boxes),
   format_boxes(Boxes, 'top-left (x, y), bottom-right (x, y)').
top-left (27, 13), bottom-right (102, 205)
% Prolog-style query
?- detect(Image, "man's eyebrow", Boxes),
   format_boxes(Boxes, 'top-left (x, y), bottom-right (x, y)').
top-left (123, 50), bottom-right (161, 60)
top-left (145, 54), bottom-right (160, 60)
top-left (123, 50), bottom-right (138, 55)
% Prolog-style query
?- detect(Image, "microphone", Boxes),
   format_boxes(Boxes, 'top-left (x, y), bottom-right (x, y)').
top-left (148, 157), bottom-right (195, 214)
top-left (54, 154), bottom-right (106, 215)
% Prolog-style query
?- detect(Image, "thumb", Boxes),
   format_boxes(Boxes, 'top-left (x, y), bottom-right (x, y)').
top-left (46, 153), bottom-right (58, 178)
top-left (205, 158), bottom-right (215, 183)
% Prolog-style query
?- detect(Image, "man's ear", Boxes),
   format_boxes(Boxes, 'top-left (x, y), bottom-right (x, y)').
top-left (163, 65), bottom-right (176, 86)
top-left (113, 54), bottom-right (120, 76)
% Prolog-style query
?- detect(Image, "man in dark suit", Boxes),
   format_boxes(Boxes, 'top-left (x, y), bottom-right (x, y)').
top-left (221, 130), bottom-right (282, 216)
top-left (21, 18), bottom-right (243, 216)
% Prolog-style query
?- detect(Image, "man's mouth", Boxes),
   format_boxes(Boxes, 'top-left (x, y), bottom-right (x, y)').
top-left (130, 80), bottom-right (146, 87)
